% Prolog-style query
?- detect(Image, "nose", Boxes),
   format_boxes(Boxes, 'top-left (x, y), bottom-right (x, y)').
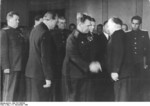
top-left (17, 20), bottom-right (19, 23)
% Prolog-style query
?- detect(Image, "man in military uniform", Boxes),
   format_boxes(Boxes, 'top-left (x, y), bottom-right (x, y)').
top-left (69, 23), bottom-right (76, 33)
top-left (1, 11), bottom-right (25, 101)
top-left (124, 16), bottom-right (150, 101)
top-left (51, 17), bottom-right (70, 101)
top-left (62, 14), bottom-right (102, 101)
top-left (96, 24), bottom-right (103, 36)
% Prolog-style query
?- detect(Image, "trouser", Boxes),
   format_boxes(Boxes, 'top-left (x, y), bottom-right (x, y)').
top-left (2, 71), bottom-right (21, 101)
top-left (114, 77), bottom-right (132, 101)
top-left (62, 75), bottom-right (92, 101)
top-left (53, 79), bottom-right (62, 101)
top-left (0, 67), bottom-right (2, 101)
top-left (26, 77), bottom-right (53, 101)
top-left (130, 63), bottom-right (149, 101)
top-left (53, 64), bottom-right (63, 101)
top-left (90, 77), bottom-right (114, 101)
top-left (114, 76), bottom-right (145, 101)
top-left (140, 69), bottom-right (150, 101)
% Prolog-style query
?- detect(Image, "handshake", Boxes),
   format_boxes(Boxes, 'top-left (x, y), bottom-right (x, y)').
top-left (89, 61), bottom-right (102, 73)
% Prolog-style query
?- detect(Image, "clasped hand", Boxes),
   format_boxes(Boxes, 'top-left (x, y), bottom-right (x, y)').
top-left (89, 61), bottom-right (102, 73)
top-left (43, 80), bottom-right (51, 88)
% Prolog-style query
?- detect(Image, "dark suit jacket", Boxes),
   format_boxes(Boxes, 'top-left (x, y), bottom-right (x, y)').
top-left (25, 23), bottom-right (52, 80)
top-left (99, 33), bottom-right (109, 67)
top-left (107, 29), bottom-right (125, 78)
top-left (1, 27), bottom-right (24, 72)
top-left (120, 30), bottom-right (150, 78)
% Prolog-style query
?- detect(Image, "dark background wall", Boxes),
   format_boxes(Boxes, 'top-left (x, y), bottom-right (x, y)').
top-left (1, 0), bottom-right (150, 33)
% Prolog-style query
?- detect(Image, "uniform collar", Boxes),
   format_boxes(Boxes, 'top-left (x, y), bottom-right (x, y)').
top-left (7, 26), bottom-right (17, 30)
top-left (132, 29), bottom-right (141, 33)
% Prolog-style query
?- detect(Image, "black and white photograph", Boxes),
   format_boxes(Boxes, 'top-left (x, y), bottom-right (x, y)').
top-left (0, 0), bottom-right (150, 105)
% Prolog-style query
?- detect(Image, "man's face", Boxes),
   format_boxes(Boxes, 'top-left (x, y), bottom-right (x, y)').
top-left (51, 17), bottom-right (58, 29)
top-left (69, 25), bottom-right (76, 32)
top-left (57, 19), bottom-right (66, 30)
top-left (81, 19), bottom-right (91, 33)
top-left (107, 19), bottom-right (114, 35)
top-left (131, 19), bottom-right (140, 31)
top-left (103, 23), bottom-right (110, 35)
top-left (107, 19), bottom-right (113, 31)
top-left (97, 26), bottom-right (103, 33)
top-left (89, 21), bottom-right (96, 33)
top-left (47, 16), bottom-right (58, 29)
top-left (122, 24), bottom-right (127, 32)
top-left (8, 15), bottom-right (19, 28)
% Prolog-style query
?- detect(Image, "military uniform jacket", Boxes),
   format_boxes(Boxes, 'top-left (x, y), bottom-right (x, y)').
top-left (62, 30), bottom-right (104, 78)
top-left (25, 23), bottom-right (52, 80)
top-left (51, 29), bottom-right (70, 66)
top-left (1, 27), bottom-right (24, 72)
top-left (120, 30), bottom-right (150, 78)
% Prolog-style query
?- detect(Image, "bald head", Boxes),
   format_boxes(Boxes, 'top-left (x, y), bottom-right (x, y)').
top-left (6, 11), bottom-right (20, 29)
top-left (107, 17), bottom-right (122, 35)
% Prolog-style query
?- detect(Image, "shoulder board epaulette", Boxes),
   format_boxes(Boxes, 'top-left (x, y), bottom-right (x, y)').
top-left (126, 30), bottom-right (132, 33)
top-left (140, 29), bottom-right (148, 32)
top-left (2, 27), bottom-right (9, 30)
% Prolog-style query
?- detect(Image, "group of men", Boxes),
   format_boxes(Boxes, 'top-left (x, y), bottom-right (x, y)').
top-left (0, 10), bottom-right (150, 102)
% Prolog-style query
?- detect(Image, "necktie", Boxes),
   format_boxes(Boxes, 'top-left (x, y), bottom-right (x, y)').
top-left (108, 36), bottom-right (111, 41)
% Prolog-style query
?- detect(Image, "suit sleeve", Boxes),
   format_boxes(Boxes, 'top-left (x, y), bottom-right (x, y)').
top-left (111, 31), bottom-right (124, 73)
top-left (144, 32), bottom-right (150, 67)
top-left (66, 34), bottom-right (90, 73)
top-left (1, 30), bottom-right (10, 70)
top-left (40, 32), bottom-right (53, 80)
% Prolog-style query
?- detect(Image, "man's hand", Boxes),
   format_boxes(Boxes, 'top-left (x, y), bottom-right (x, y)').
top-left (3, 69), bottom-right (10, 74)
top-left (111, 72), bottom-right (119, 81)
top-left (144, 64), bottom-right (148, 70)
top-left (89, 61), bottom-right (102, 73)
top-left (43, 80), bottom-right (51, 88)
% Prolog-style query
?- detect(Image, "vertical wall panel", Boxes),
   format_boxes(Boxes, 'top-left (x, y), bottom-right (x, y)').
top-left (68, 0), bottom-right (103, 26)
top-left (1, 0), bottom-right (150, 30)
top-left (142, 0), bottom-right (150, 34)
top-left (136, 0), bottom-right (143, 17)
top-left (68, 0), bottom-right (89, 25)
top-left (102, 0), bottom-right (108, 23)
top-left (86, 0), bottom-right (103, 25)
top-left (108, 0), bottom-right (136, 30)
